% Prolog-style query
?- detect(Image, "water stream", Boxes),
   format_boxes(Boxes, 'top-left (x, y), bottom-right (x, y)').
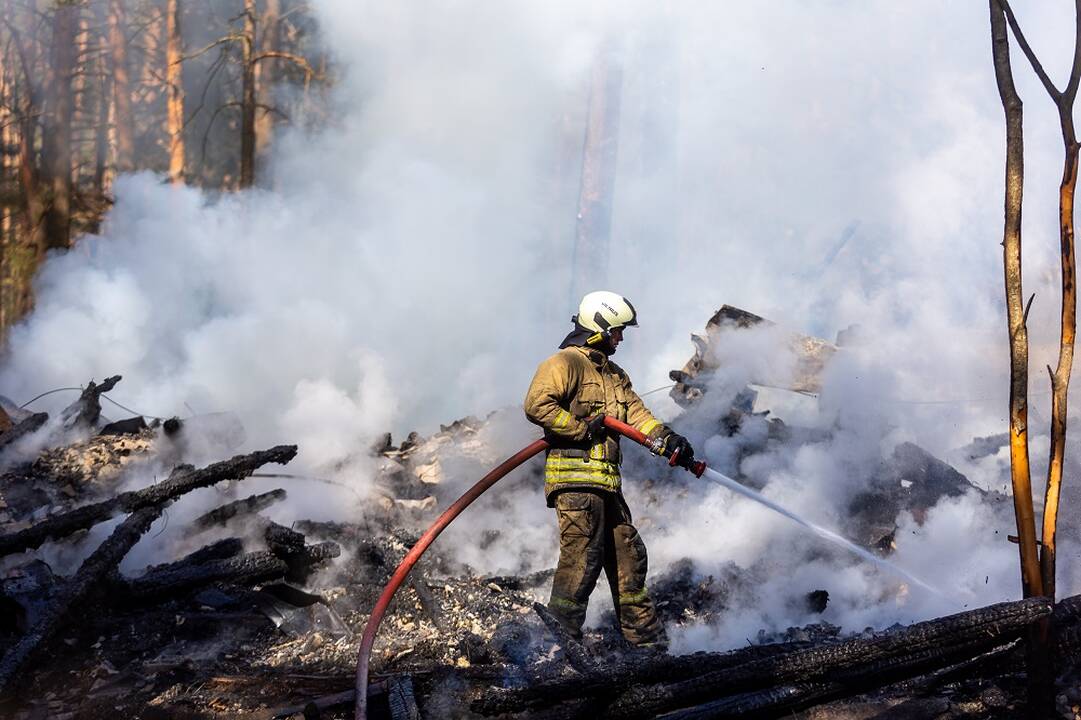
top-left (700, 466), bottom-right (944, 597)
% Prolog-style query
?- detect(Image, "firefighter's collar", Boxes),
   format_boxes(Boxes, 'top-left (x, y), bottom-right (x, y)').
top-left (573, 346), bottom-right (609, 366)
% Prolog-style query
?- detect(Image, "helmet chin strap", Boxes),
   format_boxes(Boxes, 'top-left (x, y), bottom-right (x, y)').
top-left (586, 331), bottom-right (619, 356)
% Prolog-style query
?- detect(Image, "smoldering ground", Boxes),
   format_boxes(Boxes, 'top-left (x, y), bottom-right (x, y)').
top-left (2, 1), bottom-right (1081, 653)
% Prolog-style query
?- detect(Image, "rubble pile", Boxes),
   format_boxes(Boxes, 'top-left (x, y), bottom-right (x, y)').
top-left (1, 307), bottom-right (1081, 720)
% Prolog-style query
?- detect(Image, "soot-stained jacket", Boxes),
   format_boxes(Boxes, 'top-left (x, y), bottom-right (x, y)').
top-left (523, 345), bottom-right (669, 505)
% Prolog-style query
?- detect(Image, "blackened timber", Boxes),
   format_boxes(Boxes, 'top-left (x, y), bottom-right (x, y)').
top-left (264, 522), bottom-right (337, 584)
top-left (267, 681), bottom-right (388, 719)
top-left (122, 542), bottom-right (340, 600)
top-left (0, 445), bottom-right (297, 557)
top-left (0, 412), bottom-right (48, 451)
top-left (482, 567), bottom-right (556, 591)
top-left (190, 488), bottom-right (287, 532)
top-left (1053, 593), bottom-right (1081, 662)
top-left (387, 675), bottom-right (420, 720)
top-left (0, 506), bottom-right (161, 694)
top-left (534, 602), bottom-right (599, 674)
top-left (265, 521), bottom-right (305, 557)
top-left (601, 597), bottom-right (1053, 720)
top-left (131, 537), bottom-right (244, 578)
top-left (653, 637), bottom-right (1017, 719)
top-left (410, 567), bottom-right (447, 633)
top-left (60, 375), bottom-right (121, 430)
top-left (472, 642), bottom-right (813, 715)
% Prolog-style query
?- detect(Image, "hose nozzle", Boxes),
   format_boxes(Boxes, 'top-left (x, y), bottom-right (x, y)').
top-left (603, 415), bottom-right (707, 478)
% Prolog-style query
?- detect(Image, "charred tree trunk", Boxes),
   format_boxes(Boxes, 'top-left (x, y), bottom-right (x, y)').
top-left (107, 0), bottom-right (135, 172)
top-left (239, 0), bottom-right (256, 188)
top-left (165, 0), bottom-right (184, 183)
top-left (0, 445), bottom-right (297, 557)
top-left (0, 506), bottom-right (162, 693)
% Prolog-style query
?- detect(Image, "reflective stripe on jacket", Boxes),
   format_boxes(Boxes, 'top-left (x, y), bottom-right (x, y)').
top-left (523, 345), bottom-right (667, 503)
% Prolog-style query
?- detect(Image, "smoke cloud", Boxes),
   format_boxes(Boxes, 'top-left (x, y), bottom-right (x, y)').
top-left (4, 1), bottom-right (1081, 650)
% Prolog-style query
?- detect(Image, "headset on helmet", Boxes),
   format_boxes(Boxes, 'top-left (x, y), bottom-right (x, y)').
top-left (573, 291), bottom-right (638, 345)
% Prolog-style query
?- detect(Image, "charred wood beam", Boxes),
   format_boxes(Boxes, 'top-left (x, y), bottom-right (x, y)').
top-left (0, 412), bottom-right (48, 451)
top-left (1053, 594), bottom-right (1081, 662)
top-left (0, 506), bottom-right (162, 694)
top-left (60, 375), bottom-right (121, 430)
top-left (387, 675), bottom-right (420, 720)
top-left (0, 445), bottom-right (297, 558)
top-left (473, 642), bottom-right (814, 715)
top-left (120, 541), bottom-right (340, 601)
top-left (410, 567), bottom-right (447, 634)
top-left (265, 681), bottom-right (388, 719)
top-left (482, 568), bottom-right (556, 592)
top-left (601, 597), bottom-right (1053, 720)
top-left (133, 537), bottom-right (244, 578)
top-left (652, 636), bottom-right (1020, 720)
top-left (265, 521), bottom-right (305, 556)
top-left (263, 522), bottom-right (339, 584)
top-left (534, 602), bottom-right (599, 675)
top-left (189, 488), bottom-right (287, 532)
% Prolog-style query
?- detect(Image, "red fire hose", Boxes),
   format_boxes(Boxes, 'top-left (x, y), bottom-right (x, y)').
top-left (352, 416), bottom-right (704, 720)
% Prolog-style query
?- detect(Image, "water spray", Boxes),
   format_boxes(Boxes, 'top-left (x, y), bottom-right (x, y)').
top-left (697, 465), bottom-right (940, 595)
top-left (353, 415), bottom-right (938, 719)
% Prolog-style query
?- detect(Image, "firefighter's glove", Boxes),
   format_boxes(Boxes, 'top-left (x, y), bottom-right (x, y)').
top-left (666, 432), bottom-right (696, 469)
top-left (584, 415), bottom-right (607, 443)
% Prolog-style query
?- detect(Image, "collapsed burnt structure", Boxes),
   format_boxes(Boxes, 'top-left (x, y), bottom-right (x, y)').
top-left (2, 310), bottom-right (1081, 719)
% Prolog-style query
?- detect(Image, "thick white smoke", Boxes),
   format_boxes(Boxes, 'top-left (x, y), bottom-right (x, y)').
top-left (4, 1), bottom-right (1081, 650)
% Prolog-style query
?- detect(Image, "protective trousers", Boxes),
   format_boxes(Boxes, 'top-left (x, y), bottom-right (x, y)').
top-left (547, 490), bottom-right (667, 647)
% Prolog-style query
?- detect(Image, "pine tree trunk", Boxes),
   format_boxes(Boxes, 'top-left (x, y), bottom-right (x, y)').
top-left (15, 117), bottom-right (44, 319)
top-left (42, 1), bottom-right (76, 251)
top-left (254, 0), bottom-right (279, 167)
top-left (166, 0), bottom-right (185, 183)
top-left (108, 0), bottom-right (135, 172)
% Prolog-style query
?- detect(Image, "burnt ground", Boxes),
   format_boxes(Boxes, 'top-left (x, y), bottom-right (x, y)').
top-left (1, 375), bottom-right (1081, 719)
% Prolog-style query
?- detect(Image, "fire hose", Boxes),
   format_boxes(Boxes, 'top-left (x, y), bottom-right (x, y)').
top-left (353, 416), bottom-right (704, 720)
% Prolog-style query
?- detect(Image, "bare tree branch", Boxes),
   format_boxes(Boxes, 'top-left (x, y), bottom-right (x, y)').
top-left (1068, 0), bottom-right (1081, 103)
top-left (181, 33), bottom-right (245, 64)
top-left (253, 50), bottom-right (316, 79)
top-left (995, 0), bottom-right (1063, 100)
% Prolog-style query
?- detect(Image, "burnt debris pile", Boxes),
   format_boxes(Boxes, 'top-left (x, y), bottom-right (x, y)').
top-left (1, 307), bottom-right (1081, 720)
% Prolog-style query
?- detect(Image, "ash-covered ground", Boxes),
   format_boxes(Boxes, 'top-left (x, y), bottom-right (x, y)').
top-left (2, 317), bottom-right (1081, 719)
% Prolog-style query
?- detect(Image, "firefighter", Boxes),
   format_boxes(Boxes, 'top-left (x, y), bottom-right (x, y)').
top-left (523, 291), bottom-right (695, 649)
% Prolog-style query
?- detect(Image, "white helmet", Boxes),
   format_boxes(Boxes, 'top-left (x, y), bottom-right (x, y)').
top-left (575, 291), bottom-right (638, 336)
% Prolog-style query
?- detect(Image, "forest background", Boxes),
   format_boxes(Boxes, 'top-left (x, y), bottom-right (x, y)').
top-left (0, 0), bottom-right (324, 331)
